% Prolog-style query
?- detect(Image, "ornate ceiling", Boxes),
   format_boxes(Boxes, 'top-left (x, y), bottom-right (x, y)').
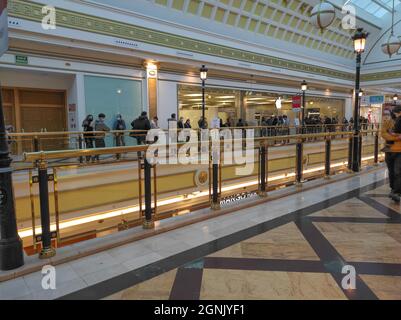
top-left (149, 0), bottom-right (360, 59)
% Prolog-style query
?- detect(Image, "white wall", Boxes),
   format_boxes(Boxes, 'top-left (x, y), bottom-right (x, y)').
top-left (157, 80), bottom-right (178, 130)
top-left (345, 97), bottom-right (353, 120)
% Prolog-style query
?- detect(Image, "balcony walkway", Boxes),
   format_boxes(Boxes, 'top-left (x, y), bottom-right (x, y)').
top-left (1, 164), bottom-right (399, 300)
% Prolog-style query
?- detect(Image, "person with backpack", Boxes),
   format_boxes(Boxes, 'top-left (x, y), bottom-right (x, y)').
top-left (82, 114), bottom-right (95, 162)
top-left (131, 111), bottom-right (151, 145)
top-left (113, 114), bottom-right (126, 147)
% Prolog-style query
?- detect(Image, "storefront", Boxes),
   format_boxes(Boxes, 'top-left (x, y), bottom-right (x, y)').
top-left (178, 84), bottom-right (346, 128)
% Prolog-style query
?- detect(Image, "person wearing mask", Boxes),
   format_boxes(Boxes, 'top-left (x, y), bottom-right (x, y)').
top-left (113, 114), bottom-right (126, 147)
top-left (198, 116), bottom-right (208, 129)
top-left (151, 116), bottom-right (159, 129)
top-left (82, 115), bottom-right (95, 162)
top-left (381, 105), bottom-right (401, 202)
top-left (178, 117), bottom-right (185, 129)
top-left (168, 113), bottom-right (177, 131)
top-left (131, 111), bottom-right (151, 145)
top-left (211, 116), bottom-right (221, 129)
top-left (94, 113), bottom-right (110, 161)
top-left (184, 119), bottom-right (191, 129)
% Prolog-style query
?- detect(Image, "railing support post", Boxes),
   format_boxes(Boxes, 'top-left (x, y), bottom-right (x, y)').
top-left (325, 136), bottom-right (331, 179)
top-left (347, 136), bottom-right (353, 172)
top-left (78, 134), bottom-right (84, 164)
top-left (258, 142), bottom-right (268, 197)
top-left (143, 157), bottom-right (154, 229)
top-left (33, 136), bottom-right (39, 152)
top-left (358, 134), bottom-right (362, 169)
top-left (38, 158), bottom-right (56, 259)
top-left (211, 149), bottom-right (220, 210)
top-left (295, 138), bottom-right (303, 185)
top-left (374, 132), bottom-right (379, 165)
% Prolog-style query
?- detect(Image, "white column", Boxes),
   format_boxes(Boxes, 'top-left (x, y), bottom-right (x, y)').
top-left (345, 96), bottom-right (353, 121)
top-left (75, 73), bottom-right (86, 130)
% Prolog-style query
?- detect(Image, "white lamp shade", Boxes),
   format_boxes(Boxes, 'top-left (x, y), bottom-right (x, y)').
top-left (381, 34), bottom-right (401, 57)
top-left (310, 2), bottom-right (336, 29)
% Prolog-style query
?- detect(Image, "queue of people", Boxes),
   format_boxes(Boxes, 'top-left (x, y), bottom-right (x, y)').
top-left (81, 112), bottom-right (378, 157)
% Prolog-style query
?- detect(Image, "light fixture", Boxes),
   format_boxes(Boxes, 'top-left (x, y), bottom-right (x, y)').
top-left (200, 65), bottom-right (208, 81)
top-left (358, 89), bottom-right (363, 97)
top-left (310, 1), bottom-right (336, 30)
top-left (381, 0), bottom-right (401, 58)
top-left (352, 28), bottom-right (368, 54)
top-left (393, 94), bottom-right (398, 101)
top-left (301, 80), bottom-right (308, 91)
top-left (117, 89), bottom-right (122, 94)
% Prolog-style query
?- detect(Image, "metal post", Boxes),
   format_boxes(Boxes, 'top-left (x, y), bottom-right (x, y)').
top-left (33, 136), bottom-right (39, 152)
top-left (258, 142), bottom-right (267, 197)
top-left (0, 85), bottom-right (24, 270)
top-left (211, 146), bottom-right (220, 210)
top-left (143, 157), bottom-right (154, 229)
top-left (201, 80), bottom-right (205, 129)
top-left (296, 138), bottom-right (303, 184)
top-left (348, 136), bottom-right (353, 171)
top-left (78, 134), bottom-right (84, 164)
top-left (352, 53), bottom-right (361, 172)
top-left (302, 90), bottom-right (306, 134)
top-left (37, 159), bottom-right (56, 259)
top-left (374, 132), bottom-right (379, 165)
top-left (325, 136), bottom-right (331, 178)
top-left (358, 134), bottom-right (362, 168)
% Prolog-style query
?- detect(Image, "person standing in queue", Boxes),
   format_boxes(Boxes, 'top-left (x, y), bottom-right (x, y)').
top-left (381, 105), bottom-right (401, 202)
top-left (131, 111), bottom-right (151, 145)
top-left (94, 113), bottom-right (111, 161)
top-left (113, 113), bottom-right (126, 147)
top-left (82, 114), bottom-right (95, 162)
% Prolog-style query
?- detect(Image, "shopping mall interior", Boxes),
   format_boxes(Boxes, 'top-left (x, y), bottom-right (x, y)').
top-left (1, 0), bottom-right (401, 305)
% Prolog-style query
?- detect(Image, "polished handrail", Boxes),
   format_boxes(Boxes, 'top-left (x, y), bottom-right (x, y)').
top-left (21, 130), bottom-right (378, 163)
top-left (7, 123), bottom-right (380, 138)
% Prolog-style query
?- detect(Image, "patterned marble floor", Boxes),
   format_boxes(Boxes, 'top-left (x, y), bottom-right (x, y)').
top-left (104, 183), bottom-right (401, 300)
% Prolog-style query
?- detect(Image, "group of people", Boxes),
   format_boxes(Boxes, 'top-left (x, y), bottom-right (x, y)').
top-left (81, 112), bottom-right (378, 154)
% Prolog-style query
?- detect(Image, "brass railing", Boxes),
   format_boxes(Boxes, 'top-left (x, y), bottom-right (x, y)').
top-left (18, 129), bottom-right (383, 259)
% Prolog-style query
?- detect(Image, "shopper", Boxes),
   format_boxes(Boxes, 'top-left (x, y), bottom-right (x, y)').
top-left (151, 116), bottom-right (159, 129)
top-left (113, 114), bottom-right (126, 147)
top-left (381, 105), bottom-right (401, 202)
top-left (82, 115), bottom-right (95, 162)
top-left (131, 111), bottom-right (151, 145)
top-left (94, 113), bottom-right (110, 144)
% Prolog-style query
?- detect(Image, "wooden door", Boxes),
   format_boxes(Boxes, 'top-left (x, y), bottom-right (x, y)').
top-left (19, 90), bottom-right (66, 152)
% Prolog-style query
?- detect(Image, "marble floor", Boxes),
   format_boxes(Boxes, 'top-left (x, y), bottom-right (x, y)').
top-left (104, 178), bottom-right (401, 300)
top-left (1, 166), bottom-right (399, 300)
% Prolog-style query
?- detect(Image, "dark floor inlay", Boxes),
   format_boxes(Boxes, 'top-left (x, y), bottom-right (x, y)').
top-left (203, 257), bottom-right (326, 273)
top-left (295, 218), bottom-right (378, 300)
top-left (59, 178), bottom-right (387, 300)
top-left (169, 268), bottom-right (203, 300)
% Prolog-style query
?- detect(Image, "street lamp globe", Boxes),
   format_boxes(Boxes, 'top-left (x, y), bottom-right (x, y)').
top-left (352, 28), bottom-right (368, 54)
top-left (393, 94), bottom-right (398, 101)
top-left (301, 80), bottom-right (308, 92)
top-left (200, 65), bottom-right (208, 81)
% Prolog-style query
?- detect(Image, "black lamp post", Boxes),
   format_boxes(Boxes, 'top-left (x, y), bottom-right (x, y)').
top-left (351, 28), bottom-right (368, 173)
top-left (301, 80), bottom-right (307, 133)
top-left (0, 87), bottom-right (24, 270)
top-left (200, 65), bottom-right (208, 129)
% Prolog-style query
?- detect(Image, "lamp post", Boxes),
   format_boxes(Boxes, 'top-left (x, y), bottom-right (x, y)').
top-left (301, 80), bottom-right (307, 134)
top-left (0, 87), bottom-right (24, 270)
top-left (351, 28), bottom-right (368, 173)
top-left (200, 65), bottom-right (208, 129)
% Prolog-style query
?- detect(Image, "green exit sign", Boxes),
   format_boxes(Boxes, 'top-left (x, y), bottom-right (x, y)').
top-left (15, 55), bottom-right (28, 65)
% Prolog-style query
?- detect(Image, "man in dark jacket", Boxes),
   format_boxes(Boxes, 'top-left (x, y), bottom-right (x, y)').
top-left (131, 111), bottom-right (151, 145)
